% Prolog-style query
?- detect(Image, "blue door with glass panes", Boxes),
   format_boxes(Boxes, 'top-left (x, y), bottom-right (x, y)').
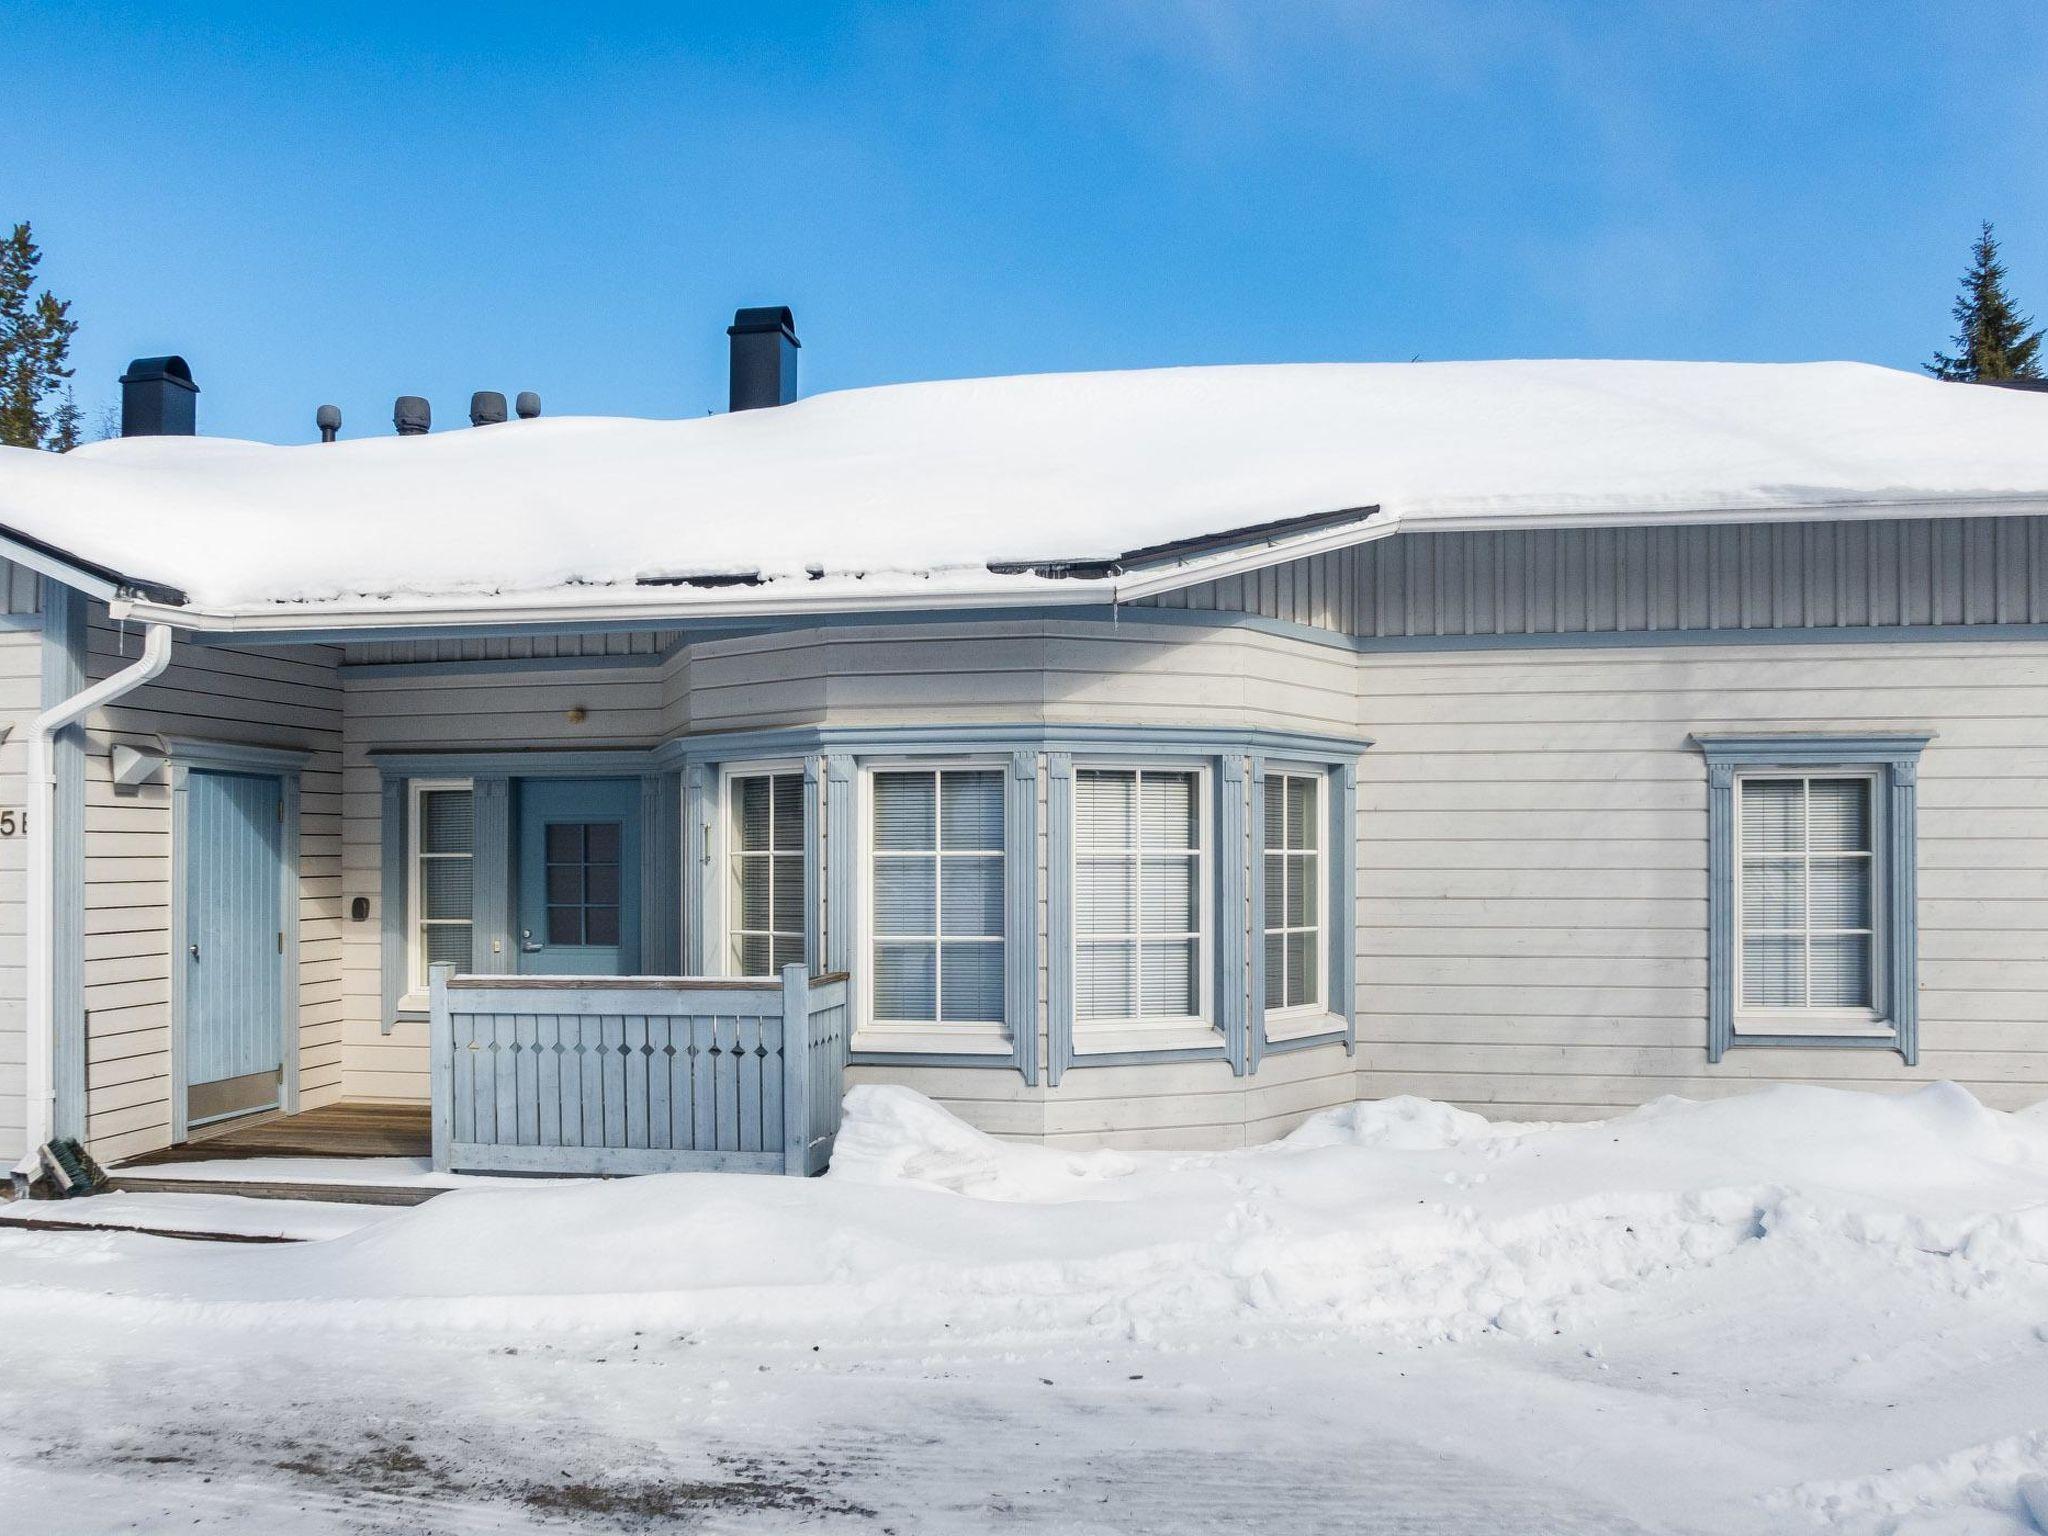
top-left (515, 779), bottom-right (641, 975)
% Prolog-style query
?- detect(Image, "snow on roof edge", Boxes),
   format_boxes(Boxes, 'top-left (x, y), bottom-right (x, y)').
top-left (91, 490), bottom-right (2048, 636)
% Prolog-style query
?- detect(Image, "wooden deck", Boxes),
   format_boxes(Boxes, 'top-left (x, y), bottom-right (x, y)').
top-left (118, 1102), bottom-right (431, 1166)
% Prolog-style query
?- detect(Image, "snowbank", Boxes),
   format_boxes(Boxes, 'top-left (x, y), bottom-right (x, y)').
top-left (1, 360), bottom-right (2045, 612)
top-left (8, 1081), bottom-right (2043, 1357)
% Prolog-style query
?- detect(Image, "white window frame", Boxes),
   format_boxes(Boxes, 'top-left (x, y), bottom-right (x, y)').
top-left (1070, 759), bottom-right (1215, 1057)
top-left (1263, 767), bottom-right (1333, 1042)
top-left (407, 777), bottom-right (475, 1000)
top-left (717, 761), bottom-right (808, 979)
top-left (1732, 768), bottom-right (1890, 1038)
top-left (854, 760), bottom-right (1012, 1056)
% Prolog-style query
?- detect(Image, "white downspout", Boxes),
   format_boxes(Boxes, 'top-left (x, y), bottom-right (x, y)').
top-left (13, 621), bottom-right (174, 1182)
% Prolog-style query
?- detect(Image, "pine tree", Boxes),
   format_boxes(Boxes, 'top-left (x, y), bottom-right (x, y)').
top-left (48, 385), bottom-right (80, 453)
top-left (1929, 222), bottom-right (2044, 381)
top-left (0, 222), bottom-right (80, 450)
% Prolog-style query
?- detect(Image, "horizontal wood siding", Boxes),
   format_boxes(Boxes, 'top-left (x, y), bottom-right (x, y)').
top-left (843, 1040), bottom-right (1357, 1149)
top-left (1357, 636), bottom-right (2048, 1119)
top-left (0, 623), bottom-right (42, 1155)
top-left (1150, 516), bottom-right (2048, 641)
top-left (80, 612), bottom-right (344, 1163)
top-left (684, 618), bottom-right (1362, 736)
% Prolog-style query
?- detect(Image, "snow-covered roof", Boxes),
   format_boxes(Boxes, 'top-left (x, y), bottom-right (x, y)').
top-left (1, 359), bottom-right (2045, 632)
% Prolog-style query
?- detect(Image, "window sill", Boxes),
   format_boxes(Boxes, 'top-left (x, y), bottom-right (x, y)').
top-left (1733, 1013), bottom-right (1894, 1040)
top-left (1263, 1007), bottom-right (1344, 1044)
top-left (852, 1025), bottom-right (1013, 1057)
top-left (1073, 1018), bottom-right (1219, 1056)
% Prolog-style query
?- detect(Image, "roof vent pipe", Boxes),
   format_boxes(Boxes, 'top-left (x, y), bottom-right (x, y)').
top-left (515, 391), bottom-right (542, 420)
top-left (469, 391), bottom-right (507, 427)
top-left (118, 356), bottom-right (199, 437)
top-left (315, 404), bottom-right (341, 443)
top-left (727, 306), bottom-right (799, 411)
top-left (393, 396), bottom-right (431, 435)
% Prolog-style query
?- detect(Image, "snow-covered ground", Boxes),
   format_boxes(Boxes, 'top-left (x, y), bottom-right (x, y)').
top-left (2, 1081), bottom-right (2046, 1533)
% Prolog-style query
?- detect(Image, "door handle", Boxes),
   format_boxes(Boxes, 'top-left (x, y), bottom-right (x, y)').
top-left (189, 944), bottom-right (200, 960)
top-left (520, 928), bottom-right (544, 954)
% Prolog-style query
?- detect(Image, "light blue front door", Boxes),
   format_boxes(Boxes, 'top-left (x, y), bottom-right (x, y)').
top-left (515, 779), bottom-right (642, 975)
top-left (184, 769), bottom-right (285, 1123)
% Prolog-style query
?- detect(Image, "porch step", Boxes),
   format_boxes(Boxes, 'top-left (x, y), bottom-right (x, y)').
top-left (106, 1175), bottom-right (448, 1207)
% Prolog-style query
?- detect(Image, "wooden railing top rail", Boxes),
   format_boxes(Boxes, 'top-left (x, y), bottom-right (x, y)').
top-left (443, 971), bottom-right (851, 993)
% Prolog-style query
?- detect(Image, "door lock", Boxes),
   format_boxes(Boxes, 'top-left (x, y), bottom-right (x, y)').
top-left (520, 928), bottom-right (544, 954)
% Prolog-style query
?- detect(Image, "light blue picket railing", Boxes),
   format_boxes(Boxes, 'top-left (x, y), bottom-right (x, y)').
top-left (428, 964), bottom-right (850, 1176)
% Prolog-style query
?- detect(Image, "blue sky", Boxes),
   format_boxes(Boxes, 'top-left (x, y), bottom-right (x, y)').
top-left (12, 2), bottom-right (2048, 443)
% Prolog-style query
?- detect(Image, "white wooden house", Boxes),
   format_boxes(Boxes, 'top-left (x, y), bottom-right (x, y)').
top-left (2, 317), bottom-right (2047, 1180)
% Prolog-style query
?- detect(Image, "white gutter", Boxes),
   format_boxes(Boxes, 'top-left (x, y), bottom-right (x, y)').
top-left (108, 580), bottom-right (1103, 635)
top-left (14, 622), bottom-right (173, 1182)
top-left (1109, 512), bottom-right (1402, 602)
top-left (104, 516), bottom-right (1404, 636)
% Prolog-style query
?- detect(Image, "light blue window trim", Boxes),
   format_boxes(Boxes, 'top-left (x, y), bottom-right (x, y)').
top-left (683, 763), bottom-right (714, 973)
top-left (638, 771), bottom-right (682, 975)
top-left (1249, 758), bottom-right (1359, 1065)
top-left (379, 778), bottom-right (407, 1034)
top-left (165, 737), bottom-right (310, 1140)
top-left (844, 752), bottom-right (1036, 1079)
top-left (802, 755), bottom-right (826, 974)
top-left (1006, 750), bottom-right (1042, 1085)
top-left (1694, 732), bottom-right (1932, 1065)
top-left (1046, 753), bottom-right (1075, 1085)
top-left (1049, 751), bottom-right (1242, 1076)
top-left (380, 771), bottom-right (506, 1033)
top-left (472, 777), bottom-right (513, 975)
top-left (822, 754), bottom-right (857, 975)
top-left (1218, 755), bottom-right (1250, 1076)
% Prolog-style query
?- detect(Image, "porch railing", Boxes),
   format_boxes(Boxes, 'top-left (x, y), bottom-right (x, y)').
top-left (428, 964), bottom-right (850, 1176)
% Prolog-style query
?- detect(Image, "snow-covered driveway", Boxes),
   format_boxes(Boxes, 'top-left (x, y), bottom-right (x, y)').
top-left (3, 1082), bottom-right (2046, 1534)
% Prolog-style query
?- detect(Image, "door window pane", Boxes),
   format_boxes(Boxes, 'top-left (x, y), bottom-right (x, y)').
top-left (543, 821), bottom-right (622, 951)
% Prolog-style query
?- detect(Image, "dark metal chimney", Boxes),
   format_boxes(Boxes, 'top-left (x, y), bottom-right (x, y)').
top-left (727, 306), bottom-right (799, 411)
top-left (469, 391), bottom-right (508, 427)
top-left (119, 356), bottom-right (199, 436)
top-left (393, 396), bottom-right (431, 435)
top-left (315, 404), bottom-right (341, 443)
top-left (515, 391), bottom-right (542, 420)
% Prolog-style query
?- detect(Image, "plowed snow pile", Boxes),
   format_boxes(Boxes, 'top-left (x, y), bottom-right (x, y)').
top-left (4, 1081), bottom-right (2046, 1533)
